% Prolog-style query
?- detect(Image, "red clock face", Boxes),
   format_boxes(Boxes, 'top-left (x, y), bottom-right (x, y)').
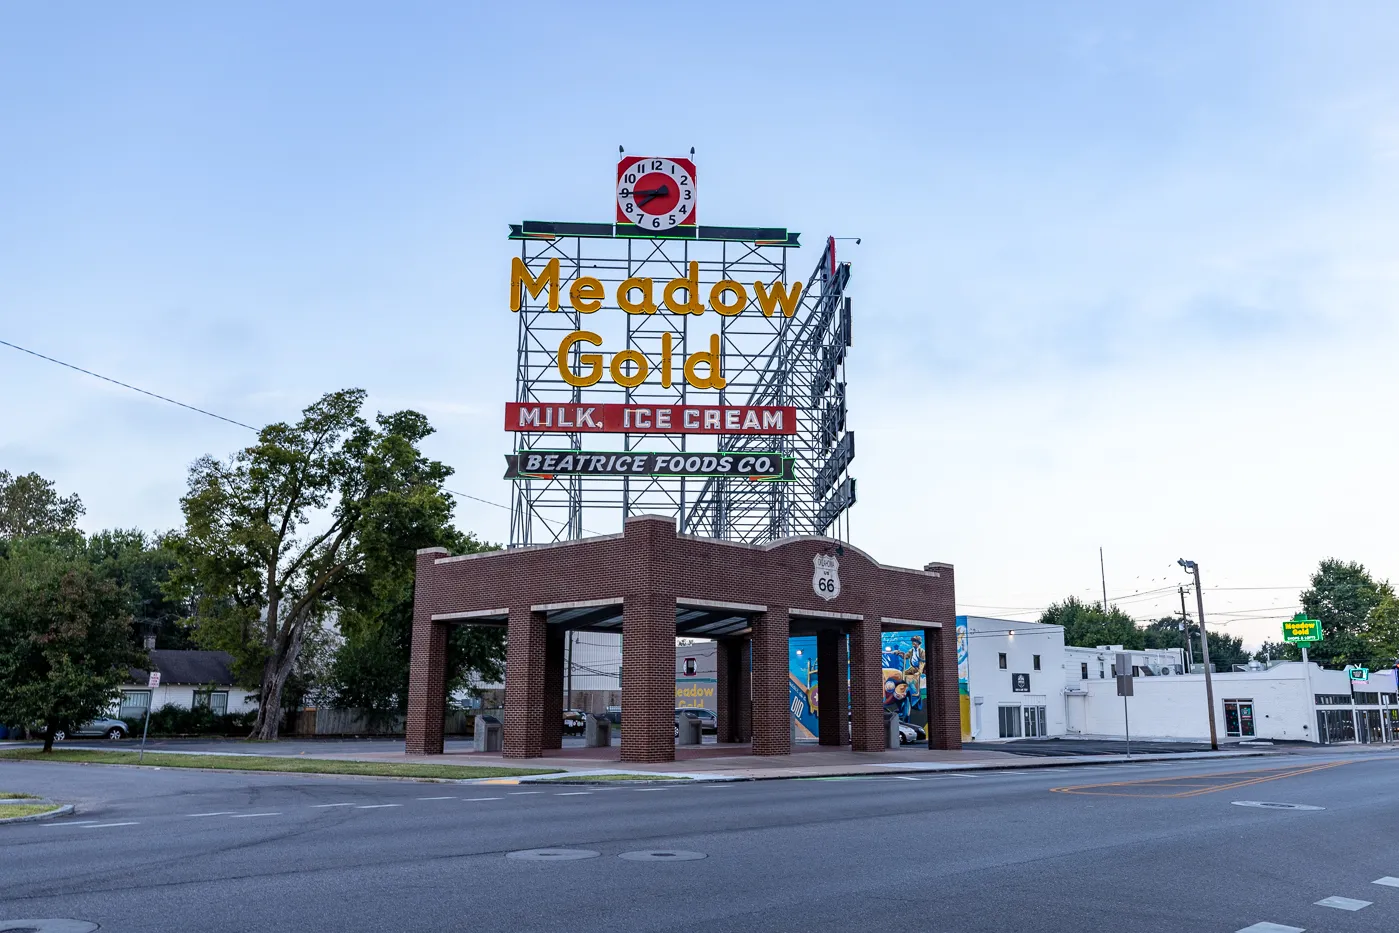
top-left (616, 156), bottom-right (697, 230)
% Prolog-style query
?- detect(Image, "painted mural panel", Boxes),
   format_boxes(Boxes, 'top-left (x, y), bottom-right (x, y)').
top-left (786, 632), bottom-right (931, 740)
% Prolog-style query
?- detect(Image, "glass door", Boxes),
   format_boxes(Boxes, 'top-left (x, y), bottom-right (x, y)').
top-left (1223, 699), bottom-right (1255, 738)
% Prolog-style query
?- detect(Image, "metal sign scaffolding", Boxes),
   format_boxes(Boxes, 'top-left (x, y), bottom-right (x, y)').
top-left (507, 221), bottom-right (854, 547)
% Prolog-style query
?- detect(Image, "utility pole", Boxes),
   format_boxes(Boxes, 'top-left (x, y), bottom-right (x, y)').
top-left (1178, 559), bottom-right (1219, 751)
top-left (1100, 548), bottom-right (1109, 613)
top-left (1178, 585), bottom-right (1193, 670)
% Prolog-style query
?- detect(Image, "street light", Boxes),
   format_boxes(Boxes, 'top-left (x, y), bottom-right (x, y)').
top-left (1177, 559), bottom-right (1219, 751)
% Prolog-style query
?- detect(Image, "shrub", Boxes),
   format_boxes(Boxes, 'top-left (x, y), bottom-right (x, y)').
top-left (146, 704), bottom-right (258, 736)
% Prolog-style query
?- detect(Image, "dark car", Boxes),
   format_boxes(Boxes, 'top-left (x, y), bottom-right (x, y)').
top-left (604, 706), bottom-right (622, 725)
top-left (563, 709), bottom-right (587, 735)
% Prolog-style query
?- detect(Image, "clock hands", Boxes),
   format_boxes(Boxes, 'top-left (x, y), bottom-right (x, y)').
top-left (635, 184), bottom-right (670, 208)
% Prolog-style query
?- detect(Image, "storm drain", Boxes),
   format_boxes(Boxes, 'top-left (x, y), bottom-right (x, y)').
top-left (618, 850), bottom-right (706, 862)
top-left (505, 848), bottom-right (600, 861)
top-left (1231, 801), bottom-right (1325, 811)
top-left (0, 921), bottom-right (100, 933)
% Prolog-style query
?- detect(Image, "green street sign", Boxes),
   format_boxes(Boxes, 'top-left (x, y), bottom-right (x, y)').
top-left (1282, 614), bottom-right (1323, 644)
top-left (1350, 667), bottom-right (1369, 681)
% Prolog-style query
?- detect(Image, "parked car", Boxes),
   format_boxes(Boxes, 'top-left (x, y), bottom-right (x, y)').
top-left (563, 709), bottom-right (587, 735)
top-left (40, 717), bottom-right (131, 742)
top-left (604, 706), bottom-right (622, 725)
top-left (674, 707), bottom-right (717, 733)
top-left (898, 722), bottom-right (926, 745)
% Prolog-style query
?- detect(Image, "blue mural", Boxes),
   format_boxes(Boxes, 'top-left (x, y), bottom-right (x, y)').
top-left (786, 632), bottom-right (929, 740)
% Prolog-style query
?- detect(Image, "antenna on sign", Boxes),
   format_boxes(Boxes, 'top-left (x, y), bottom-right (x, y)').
top-left (690, 146), bottom-right (695, 157)
top-left (619, 145), bottom-right (625, 154)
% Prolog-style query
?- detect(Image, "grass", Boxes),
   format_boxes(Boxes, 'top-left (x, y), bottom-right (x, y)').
top-left (0, 791), bottom-right (39, 799)
top-left (0, 749), bottom-right (559, 780)
top-left (0, 803), bottom-right (61, 819)
top-left (539, 772), bottom-right (691, 782)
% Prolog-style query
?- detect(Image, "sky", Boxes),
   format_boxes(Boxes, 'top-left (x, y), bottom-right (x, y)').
top-left (3, 2), bottom-right (1397, 651)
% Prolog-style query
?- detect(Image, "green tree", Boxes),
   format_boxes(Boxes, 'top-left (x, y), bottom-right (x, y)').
top-left (1141, 617), bottom-right (1191, 653)
top-left (0, 535), bottom-right (144, 751)
top-left (0, 470), bottom-right (84, 539)
top-left (168, 389), bottom-right (458, 739)
top-left (1039, 596), bottom-right (1144, 649)
top-left (87, 529), bottom-right (194, 650)
top-left (1253, 640), bottom-right (1298, 663)
top-left (1299, 559), bottom-right (1396, 668)
top-left (329, 528), bottom-right (504, 725)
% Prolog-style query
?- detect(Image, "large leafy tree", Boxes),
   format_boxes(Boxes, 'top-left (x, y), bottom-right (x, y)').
top-left (1299, 559), bottom-right (1397, 668)
top-left (88, 529), bottom-right (194, 650)
top-left (1142, 615), bottom-right (1249, 668)
top-left (1039, 596), bottom-right (1145, 649)
top-left (168, 389), bottom-right (457, 739)
top-left (0, 470), bottom-right (84, 539)
top-left (329, 527), bottom-right (504, 725)
top-left (0, 535), bottom-right (145, 751)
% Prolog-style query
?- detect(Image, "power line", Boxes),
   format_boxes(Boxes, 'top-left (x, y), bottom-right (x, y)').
top-left (2, 338), bottom-right (259, 431)
top-left (2, 335), bottom-right (544, 527)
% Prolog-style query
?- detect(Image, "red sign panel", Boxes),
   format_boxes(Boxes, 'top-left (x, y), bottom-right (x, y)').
top-left (505, 403), bottom-right (796, 435)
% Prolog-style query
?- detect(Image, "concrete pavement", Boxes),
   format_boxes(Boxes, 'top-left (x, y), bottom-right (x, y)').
top-left (3, 749), bottom-right (1397, 932)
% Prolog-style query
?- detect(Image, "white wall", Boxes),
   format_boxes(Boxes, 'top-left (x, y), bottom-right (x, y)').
top-left (964, 616), bottom-right (1066, 740)
top-left (117, 685), bottom-right (257, 717)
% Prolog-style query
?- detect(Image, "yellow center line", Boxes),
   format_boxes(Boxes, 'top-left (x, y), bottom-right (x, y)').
top-left (1050, 761), bottom-right (1350, 798)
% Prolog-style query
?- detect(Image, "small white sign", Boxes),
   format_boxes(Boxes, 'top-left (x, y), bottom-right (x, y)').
top-left (812, 554), bottom-right (841, 602)
top-left (147, 672), bottom-right (161, 689)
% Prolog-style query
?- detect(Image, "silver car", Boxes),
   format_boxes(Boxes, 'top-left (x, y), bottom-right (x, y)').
top-left (45, 717), bottom-right (130, 741)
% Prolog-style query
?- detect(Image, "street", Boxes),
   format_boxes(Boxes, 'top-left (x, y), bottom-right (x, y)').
top-left (3, 750), bottom-right (1397, 932)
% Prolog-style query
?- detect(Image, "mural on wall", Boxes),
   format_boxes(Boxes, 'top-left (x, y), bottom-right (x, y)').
top-left (957, 616), bottom-right (971, 740)
top-left (786, 632), bottom-right (931, 740)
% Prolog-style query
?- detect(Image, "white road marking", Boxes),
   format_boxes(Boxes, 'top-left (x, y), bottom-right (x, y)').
top-left (186, 811), bottom-right (238, 817)
top-left (229, 812), bottom-right (281, 819)
top-left (1315, 896), bottom-right (1371, 911)
top-left (923, 772), bottom-right (977, 779)
top-left (45, 821), bottom-right (102, 827)
top-left (354, 804), bottom-right (402, 810)
top-left (417, 796), bottom-right (457, 800)
top-left (554, 792), bottom-right (591, 796)
top-left (507, 791), bottom-right (541, 795)
top-left (1235, 923), bottom-right (1304, 932)
top-left (310, 803), bottom-right (355, 808)
top-left (1373, 877), bottom-right (1399, 888)
top-left (83, 822), bottom-right (140, 828)
top-left (462, 797), bottom-right (503, 801)
top-left (635, 787), bottom-right (671, 791)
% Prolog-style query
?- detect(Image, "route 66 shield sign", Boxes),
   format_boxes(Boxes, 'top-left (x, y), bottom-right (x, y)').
top-left (813, 554), bottom-right (840, 602)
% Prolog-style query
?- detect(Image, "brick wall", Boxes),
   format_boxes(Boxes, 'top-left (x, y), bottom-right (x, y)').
top-left (404, 515), bottom-right (958, 762)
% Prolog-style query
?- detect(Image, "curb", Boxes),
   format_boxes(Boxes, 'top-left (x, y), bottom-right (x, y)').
top-left (0, 804), bottom-right (72, 825)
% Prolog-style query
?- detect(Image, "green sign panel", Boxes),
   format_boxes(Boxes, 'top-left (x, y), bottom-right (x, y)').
top-left (1282, 614), bottom-right (1323, 644)
top-left (1350, 667), bottom-right (1369, 681)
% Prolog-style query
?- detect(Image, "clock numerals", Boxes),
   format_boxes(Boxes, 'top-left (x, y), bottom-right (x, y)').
top-left (617, 158), bottom-right (694, 230)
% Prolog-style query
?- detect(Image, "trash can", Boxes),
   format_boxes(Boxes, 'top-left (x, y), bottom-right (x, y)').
top-left (884, 710), bottom-right (899, 749)
top-left (585, 713), bottom-right (612, 748)
top-left (676, 710), bottom-right (703, 745)
top-left (473, 714), bottom-right (503, 752)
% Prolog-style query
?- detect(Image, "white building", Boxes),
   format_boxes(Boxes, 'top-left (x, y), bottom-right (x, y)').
top-left (119, 650), bottom-right (258, 722)
top-left (961, 616), bottom-right (1067, 741)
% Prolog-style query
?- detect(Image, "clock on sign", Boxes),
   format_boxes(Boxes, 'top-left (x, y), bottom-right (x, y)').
top-left (616, 156), bottom-right (697, 230)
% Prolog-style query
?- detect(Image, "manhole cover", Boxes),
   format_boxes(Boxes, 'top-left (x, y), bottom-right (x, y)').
top-left (1231, 801), bottom-right (1324, 811)
top-left (0, 922), bottom-right (100, 933)
top-left (618, 850), bottom-right (706, 862)
top-left (505, 848), bottom-right (600, 861)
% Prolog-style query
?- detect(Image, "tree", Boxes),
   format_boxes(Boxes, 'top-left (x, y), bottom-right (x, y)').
top-left (1254, 640), bottom-right (1297, 663)
top-left (0, 470), bottom-right (84, 539)
top-left (1142, 617), bottom-right (1191, 653)
top-left (1039, 596), bottom-right (1144, 649)
top-left (0, 535), bottom-right (144, 751)
top-left (87, 529), bottom-right (194, 650)
top-left (168, 389), bottom-right (458, 739)
top-left (1299, 559), bottom-right (1397, 668)
top-left (329, 528), bottom-right (504, 725)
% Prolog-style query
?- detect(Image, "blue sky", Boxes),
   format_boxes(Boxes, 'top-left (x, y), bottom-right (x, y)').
top-left (3, 2), bottom-right (1397, 648)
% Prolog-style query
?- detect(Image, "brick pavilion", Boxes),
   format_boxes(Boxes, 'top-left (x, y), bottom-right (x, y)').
top-left (405, 514), bottom-right (958, 763)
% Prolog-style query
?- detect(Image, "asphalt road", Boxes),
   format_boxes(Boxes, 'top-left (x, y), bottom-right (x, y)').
top-left (2, 750), bottom-right (1397, 933)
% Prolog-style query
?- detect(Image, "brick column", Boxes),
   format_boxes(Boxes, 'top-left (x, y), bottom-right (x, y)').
top-left (715, 639), bottom-right (732, 742)
top-left (925, 563), bottom-right (961, 750)
top-left (406, 547), bottom-right (449, 755)
top-left (621, 592), bottom-right (676, 763)
top-left (817, 630), bottom-right (850, 746)
top-left (751, 607), bottom-right (791, 756)
top-left (503, 607), bottom-right (547, 758)
top-left (735, 638), bottom-right (752, 742)
top-left (542, 625), bottom-right (565, 750)
top-left (849, 615), bottom-right (885, 752)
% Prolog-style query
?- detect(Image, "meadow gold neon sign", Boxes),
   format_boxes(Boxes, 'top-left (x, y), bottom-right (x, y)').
top-left (510, 257), bottom-right (803, 390)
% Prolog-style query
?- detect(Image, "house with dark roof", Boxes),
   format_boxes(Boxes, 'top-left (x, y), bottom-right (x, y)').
top-left (118, 650), bottom-right (258, 722)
